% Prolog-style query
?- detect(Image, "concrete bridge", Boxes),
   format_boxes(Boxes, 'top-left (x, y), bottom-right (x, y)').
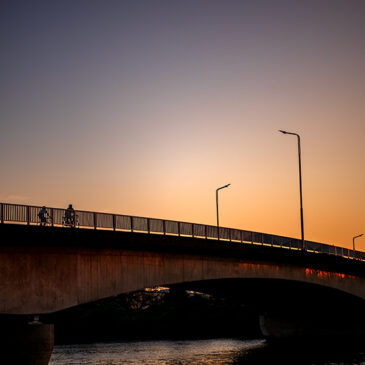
top-left (1, 202), bottom-right (365, 364)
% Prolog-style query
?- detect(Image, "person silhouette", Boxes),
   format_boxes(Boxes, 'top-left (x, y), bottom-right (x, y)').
top-left (65, 204), bottom-right (75, 226)
top-left (38, 206), bottom-right (48, 226)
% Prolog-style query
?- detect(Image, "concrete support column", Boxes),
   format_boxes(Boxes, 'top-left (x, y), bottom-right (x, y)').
top-left (259, 312), bottom-right (365, 341)
top-left (259, 313), bottom-right (307, 339)
top-left (0, 318), bottom-right (54, 365)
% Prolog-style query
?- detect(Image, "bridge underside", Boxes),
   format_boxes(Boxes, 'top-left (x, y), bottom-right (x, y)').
top-left (167, 278), bottom-right (365, 339)
top-left (1, 223), bottom-right (365, 315)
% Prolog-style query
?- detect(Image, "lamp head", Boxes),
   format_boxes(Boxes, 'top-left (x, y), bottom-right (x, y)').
top-left (279, 130), bottom-right (287, 134)
top-left (217, 183), bottom-right (231, 191)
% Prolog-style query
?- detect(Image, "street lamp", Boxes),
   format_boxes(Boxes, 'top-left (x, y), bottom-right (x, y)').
top-left (279, 130), bottom-right (305, 250)
top-left (353, 234), bottom-right (363, 253)
top-left (216, 184), bottom-right (231, 230)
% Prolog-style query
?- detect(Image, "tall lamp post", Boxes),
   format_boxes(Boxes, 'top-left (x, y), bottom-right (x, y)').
top-left (216, 184), bottom-right (231, 234)
top-left (279, 130), bottom-right (305, 250)
top-left (353, 234), bottom-right (363, 257)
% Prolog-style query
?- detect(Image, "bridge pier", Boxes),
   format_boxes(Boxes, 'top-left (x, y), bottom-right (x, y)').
top-left (0, 317), bottom-right (54, 365)
top-left (259, 312), bottom-right (365, 340)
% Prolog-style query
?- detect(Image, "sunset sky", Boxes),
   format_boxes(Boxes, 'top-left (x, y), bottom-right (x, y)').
top-left (1, 0), bottom-right (364, 249)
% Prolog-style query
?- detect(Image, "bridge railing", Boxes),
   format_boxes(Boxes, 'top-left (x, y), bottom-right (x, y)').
top-left (0, 202), bottom-right (363, 261)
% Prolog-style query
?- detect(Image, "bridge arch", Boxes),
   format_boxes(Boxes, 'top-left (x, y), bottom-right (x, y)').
top-left (1, 243), bottom-right (365, 315)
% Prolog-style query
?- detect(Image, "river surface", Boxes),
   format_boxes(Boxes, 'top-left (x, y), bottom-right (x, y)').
top-left (49, 338), bottom-right (365, 365)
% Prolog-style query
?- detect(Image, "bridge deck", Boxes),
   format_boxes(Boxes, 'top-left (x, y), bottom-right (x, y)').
top-left (1, 202), bottom-right (363, 261)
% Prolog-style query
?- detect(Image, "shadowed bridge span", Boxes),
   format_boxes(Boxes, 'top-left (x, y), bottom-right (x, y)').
top-left (1, 202), bottom-right (363, 259)
top-left (0, 202), bottom-right (365, 315)
top-left (1, 202), bottom-right (365, 363)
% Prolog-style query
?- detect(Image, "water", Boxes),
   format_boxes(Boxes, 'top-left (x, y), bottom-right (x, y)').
top-left (49, 339), bottom-right (365, 365)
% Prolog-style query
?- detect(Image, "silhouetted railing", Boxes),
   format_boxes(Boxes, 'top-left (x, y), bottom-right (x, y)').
top-left (0, 202), bottom-right (363, 261)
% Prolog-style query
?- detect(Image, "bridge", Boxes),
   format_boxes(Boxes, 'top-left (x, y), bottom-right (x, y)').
top-left (1, 202), bottom-right (365, 364)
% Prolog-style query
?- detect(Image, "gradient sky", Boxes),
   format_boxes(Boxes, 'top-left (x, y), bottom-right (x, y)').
top-left (1, 0), bottom-right (364, 249)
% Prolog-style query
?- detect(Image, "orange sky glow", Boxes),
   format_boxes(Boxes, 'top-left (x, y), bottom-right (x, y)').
top-left (0, 1), bottom-right (364, 250)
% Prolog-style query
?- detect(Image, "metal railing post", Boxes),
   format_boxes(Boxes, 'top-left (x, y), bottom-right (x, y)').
top-left (205, 225), bottom-right (207, 239)
top-left (26, 206), bottom-right (30, 225)
top-left (50, 208), bottom-right (54, 226)
top-left (1, 203), bottom-right (3, 223)
top-left (163, 220), bottom-right (166, 235)
top-left (93, 212), bottom-right (97, 230)
top-left (177, 222), bottom-right (180, 236)
top-left (112, 214), bottom-right (116, 231)
top-left (147, 218), bottom-right (150, 234)
top-left (130, 216), bottom-right (134, 232)
top-left (192, 224), bottom-right (194, 238)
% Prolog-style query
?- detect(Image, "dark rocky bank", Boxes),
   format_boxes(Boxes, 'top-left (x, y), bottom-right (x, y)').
top-left (44, 288), bottom-right (262, 344)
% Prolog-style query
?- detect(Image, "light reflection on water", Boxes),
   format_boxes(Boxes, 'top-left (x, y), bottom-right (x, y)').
top-left (49, 339), bottom-right (365, 365)
top-left (50, 339), bottom-right (264, 365)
